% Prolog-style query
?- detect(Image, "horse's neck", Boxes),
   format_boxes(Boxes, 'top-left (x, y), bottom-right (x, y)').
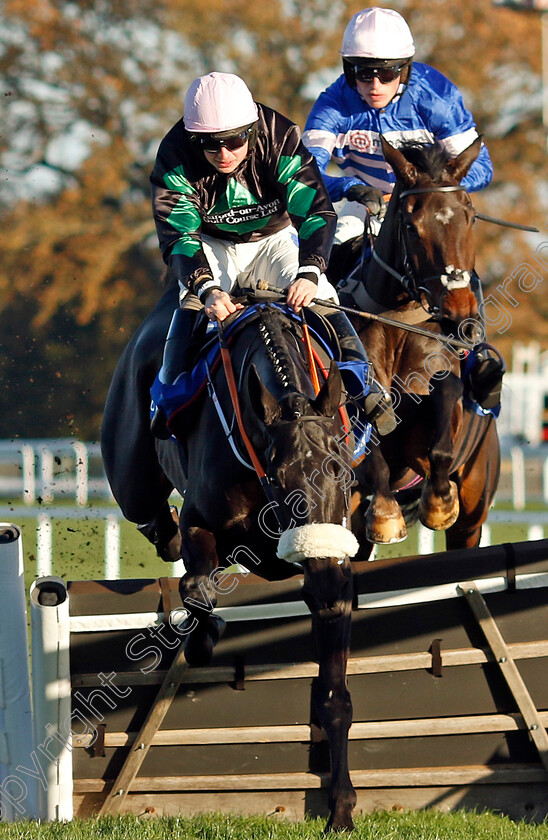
top-left (235, 311), bottom-right (309, 400)
top-left (363, 187), bottom-right (410, 311)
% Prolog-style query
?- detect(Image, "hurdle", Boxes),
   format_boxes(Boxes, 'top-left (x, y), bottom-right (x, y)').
top-left (20, 537), bottom-right (548, 823)
top-left (0, 525), bottom-right (37, 820)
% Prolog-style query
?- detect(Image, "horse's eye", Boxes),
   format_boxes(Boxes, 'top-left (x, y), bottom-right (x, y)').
top-left (405, 222), bottom-right (418, 237)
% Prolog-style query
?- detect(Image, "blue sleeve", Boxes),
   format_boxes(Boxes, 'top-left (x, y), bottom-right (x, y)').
top-left (307, 146), bottom-right (362, 203)
top-left (304, 81), bottom-right (363, 203)
top-left (416, 67), bottom-right (494, 192)
top-left (461, 143), bottom-right (493, 192)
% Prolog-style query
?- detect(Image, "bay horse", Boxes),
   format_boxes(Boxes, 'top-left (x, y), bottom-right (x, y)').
top-left (154, 302), bottom-right (360, 831)
top-left (335, 137), bottom-right (501, 557)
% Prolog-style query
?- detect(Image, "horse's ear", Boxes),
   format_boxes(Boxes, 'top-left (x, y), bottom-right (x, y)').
top-left (380, 135), bottom-right (418, 188)
top-left (445, 135), bottom-right (482, 183)
top-left (247, 364), bottom-right (281, 426)
top-left (313, 360), bottom-right (342, 418)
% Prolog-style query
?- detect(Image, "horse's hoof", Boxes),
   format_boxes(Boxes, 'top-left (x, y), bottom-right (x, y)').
top-left (324, 814), bottom-right (355, 834)
top-left (184, 614), bottom-right (226, 667)
top-left (365, 512), bottom-right (407, 544)
top-left (419, 480), bottom-right (459, 530)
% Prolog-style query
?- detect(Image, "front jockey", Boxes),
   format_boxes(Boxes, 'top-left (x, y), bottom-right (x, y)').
top-left (102, 72), bottom-right (397, 567)
top-left (303, 7), bottom-right (504, 412)
top-left (151, 72), bottom-right (395, 432)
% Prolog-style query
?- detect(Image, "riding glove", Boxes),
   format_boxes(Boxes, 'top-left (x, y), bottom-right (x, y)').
top-left (346, 184), bottom-right (387, 220)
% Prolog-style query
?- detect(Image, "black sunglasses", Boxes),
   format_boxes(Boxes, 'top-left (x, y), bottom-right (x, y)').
top-left (354, 64), bottom-right (406, 84)
top-left (198, 128), bottom-right (252, 154)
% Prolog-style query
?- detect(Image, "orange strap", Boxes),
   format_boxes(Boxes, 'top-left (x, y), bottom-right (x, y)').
top-left (308, 345), bottom-right (352, 445)
top-left (220, 344), bottom-right (267, 479)
top-left (302, 323), bottom-right (321, 396)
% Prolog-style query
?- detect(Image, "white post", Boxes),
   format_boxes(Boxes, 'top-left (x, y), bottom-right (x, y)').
top-left (104, 515), bottom-right (120, 579)
top-left (479, 524), bottom-right (492, 547)
top-left (37, 514), bottom-right (53, 577)
top-left (543, 456), bottom-right (548, 505)
top-left (510, 446), bottom-right (526, 510)
top-left (40, 447), bottom-right (55, 504)
top-left (30, 577), bottom-right (73, 821)
top-left (528, 524), bottom-right (544, 542)
top-left (22, 444), bottom-right (36, 505)
top-left (0, 524), bottom-right (38, 820)
top-left (172, 558), bottom-right (186, 576)
top-left (417, 524), bottom-right (435, 554)
top-left (71, 441), bottom-right (88, 507)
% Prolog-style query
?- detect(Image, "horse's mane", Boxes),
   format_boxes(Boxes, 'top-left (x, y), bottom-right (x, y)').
top-left (398, 140), bottom-right (451, 184)
top-left (258, 306), bottom-right (298, 392)
top-left (257, 306), bottom-right (310, 417)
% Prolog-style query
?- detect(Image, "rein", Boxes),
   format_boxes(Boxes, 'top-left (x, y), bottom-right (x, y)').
top-left (301, 309), bottom-right (321, 395)
top-left (399, 187), bottom-right (539, 231)
top-left (474, 212), bottom-right (539, 233)
top-left (217, 322), bottom-right (281, 518)
top-left (254, 283), bottom-right (472, 352)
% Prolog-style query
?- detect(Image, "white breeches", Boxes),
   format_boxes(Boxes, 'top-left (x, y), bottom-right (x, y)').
top-left (179, 225), bottom-right (338, 305)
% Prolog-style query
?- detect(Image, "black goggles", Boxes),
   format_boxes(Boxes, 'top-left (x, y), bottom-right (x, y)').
top-left (354, 64), bottom-right (406, 84)
top-left (198, 127), bottom-right (252, 154)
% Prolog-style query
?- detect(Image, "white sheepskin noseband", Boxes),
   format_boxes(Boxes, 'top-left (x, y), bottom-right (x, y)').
top-left (277, 524), bottom-right (359, 565)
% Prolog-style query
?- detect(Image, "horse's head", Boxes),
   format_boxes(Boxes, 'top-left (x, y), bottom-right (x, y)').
top-left (241, 308), bottom-right (358, 565)
top-left (381, 135), bottom-right (481, 338)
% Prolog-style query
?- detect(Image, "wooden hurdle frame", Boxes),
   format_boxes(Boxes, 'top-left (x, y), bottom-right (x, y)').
top-left (26, 538), bottom-right (548, 823)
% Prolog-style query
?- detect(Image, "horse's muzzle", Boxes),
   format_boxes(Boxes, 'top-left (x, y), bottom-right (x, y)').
top-left (277, 524), bottom-right (359, 564)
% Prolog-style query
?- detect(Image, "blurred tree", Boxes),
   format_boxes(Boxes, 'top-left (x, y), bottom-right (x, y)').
top-left (0, 0), bottom-right (545, 438)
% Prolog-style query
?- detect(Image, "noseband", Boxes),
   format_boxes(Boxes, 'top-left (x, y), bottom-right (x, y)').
top-left (372, 184), bottom-right (473, 317)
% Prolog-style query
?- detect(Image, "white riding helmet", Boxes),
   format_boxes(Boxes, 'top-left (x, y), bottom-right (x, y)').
top-left (341, 8), bottom-right (415, 61)
top-left (184, 72), bottom-right (259, 133)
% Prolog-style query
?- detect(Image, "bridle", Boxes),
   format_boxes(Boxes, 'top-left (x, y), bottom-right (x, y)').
top-left (371, 184), bottom-right (473, 317)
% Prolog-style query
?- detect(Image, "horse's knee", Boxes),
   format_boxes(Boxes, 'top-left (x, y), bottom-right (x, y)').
top-left (179, 574), bottom-right (218, 615)
top-left (301, 560), bottom-right (353, 619)
top-left (311, 676), bottom-right (353, 733)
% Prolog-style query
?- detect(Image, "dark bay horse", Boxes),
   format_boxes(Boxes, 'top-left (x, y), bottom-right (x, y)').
top-left (336, 137), bottom-right (500, 556)
top-left (155, 303), bottom-right (360, 831)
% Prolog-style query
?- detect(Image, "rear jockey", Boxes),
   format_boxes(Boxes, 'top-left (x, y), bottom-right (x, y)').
top-left (303, 7), bottom-right (504, 412)
top-left (102, 72), bottom-right (395, 564)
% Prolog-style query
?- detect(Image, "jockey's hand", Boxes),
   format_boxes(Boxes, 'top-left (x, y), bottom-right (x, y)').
top-left (346, 184), bottom-right (387, 220)
top-left (286, 275), bottom-right (318, 314)
top-left (204, 289), bottom-right (244, 322)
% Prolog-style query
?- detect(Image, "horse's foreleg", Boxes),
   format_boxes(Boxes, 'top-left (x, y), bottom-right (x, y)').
top-left (302, 557), bottom-right (356, 832)
top-left (355, 442), bottom-right (407, 545)
top-left (179, 525), bottom-right (225, 667)
top-left (419, 374), bottom-right (463, 531)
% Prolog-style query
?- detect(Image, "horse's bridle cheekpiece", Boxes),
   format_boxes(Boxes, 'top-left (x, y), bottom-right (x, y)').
top-left (373, 184), bottom-right (472, 316)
